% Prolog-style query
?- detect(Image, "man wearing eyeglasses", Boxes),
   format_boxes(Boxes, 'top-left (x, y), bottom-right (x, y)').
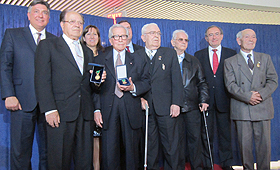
top-left (194, 25), bottom-right (236, 170)
top-left (0, 0), bottom-right (55, 169)
top-left (34, 10), bottom-right (101, 169)
top-left (94, 24), bottom-right (150, 170)
top-left (136, 23), bottom-right (184, 170)
top-left (171, 29), bottom-right (209, 170)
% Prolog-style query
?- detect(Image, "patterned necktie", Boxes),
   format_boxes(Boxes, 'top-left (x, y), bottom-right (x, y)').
top-left (179, 55), bottom-right (184, 76)
top-left (73, 41), bottom-right (84, 74)
top-left (115, 53), bottom-right (124, 98)
top-left (212, 49), bottom-right (219, 74)
top-left (126, 46), bottom-right (131, 53)
top-left (147, 50), bottom-right (153, 60)
top-left (247, 54), bottom-right (254, 70)
top-left (36, 33), bottom-right (41, 45)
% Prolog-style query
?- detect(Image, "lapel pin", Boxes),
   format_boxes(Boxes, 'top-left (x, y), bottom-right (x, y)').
top-left (162, 64), bottom-right (165, 70)
top-left (257, 61), bottom-right (260, 68)
top-left (130, 62), bottom-right (133, 65)
top-left (158, 56), bottom-right (162, 60)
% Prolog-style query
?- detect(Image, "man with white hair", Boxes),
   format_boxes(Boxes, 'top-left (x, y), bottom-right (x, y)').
top-left (171, 29), bottom-right (209, 170)
top-left (94, 24), bottom-right (150, 170)
top-left (224, 28), bottom-right (278, 170)
top-left (136, 23), bottom-right (184, 170)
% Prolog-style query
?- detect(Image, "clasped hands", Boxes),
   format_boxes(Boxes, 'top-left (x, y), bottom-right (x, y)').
top-left (249, 91), bottom-right (262, 105)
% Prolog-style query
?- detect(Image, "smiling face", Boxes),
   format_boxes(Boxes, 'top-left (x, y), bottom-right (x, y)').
top-left (60, 11), bottom-right (83, 40)
top-left (205, 27), bottom-right (223, 48)
top-left (27, 4), bottom-right (50, 32)
top-left (83, 27), bottom-right (99, 48)
top-left (237, 29), bottom-right (257, 53)
top-left (141, 24), bottom-right (161, 50)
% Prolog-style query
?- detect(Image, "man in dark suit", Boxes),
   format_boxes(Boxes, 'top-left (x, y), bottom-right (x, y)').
top-left (224, 28), bottom-right (278, 170)
top-left (194, 25), bottom-right (236, 170)
top-left (35, 10), bottom-right (97, 169)
top-left (171, 29), bottom-right (209, 170)
top-left (136, 23), bottom-right (184, 170)
top-left (93, 24), bottom-right (150, 170)
top-left (0, 1), bottom-right (55, 169)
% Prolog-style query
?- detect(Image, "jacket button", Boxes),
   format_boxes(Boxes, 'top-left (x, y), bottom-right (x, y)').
top-left (242, 82), bottom-right (244, 84)
top-left (78, 95), bottom-right (81, 98)
top-left (214, 75), bottom-right (216, 77)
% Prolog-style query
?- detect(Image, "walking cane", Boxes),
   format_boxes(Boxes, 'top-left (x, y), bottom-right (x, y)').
top-left (144, 103), bottom-right (149, 170)
top-left (200, 104), bottom-right (214, 170)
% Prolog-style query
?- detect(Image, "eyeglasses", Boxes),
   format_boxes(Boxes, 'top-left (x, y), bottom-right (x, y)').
top-left (207, 32), bottom-right (221, 37)
top-left (145, 31), bottom-right (161, 36)
top-left (111, 35), bottom-right (128, 40)
top-left (63, 20), bottom-right (84, 26)
top-left (175, 38), bottom-right (189, 43)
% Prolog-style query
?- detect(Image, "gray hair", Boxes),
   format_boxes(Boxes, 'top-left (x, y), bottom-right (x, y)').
top-left (236, 31), bottom-right (243, 39)
top-left (108, 24), bottom-right (129, 39)
top-left (28, 0), bottom-right (50, 14)
top-left (205, 25), bottom-right (223, 37)
top-left (141, 23), bottom-right (159, 35)
top-left (172, 30), bottom-right (188, 40)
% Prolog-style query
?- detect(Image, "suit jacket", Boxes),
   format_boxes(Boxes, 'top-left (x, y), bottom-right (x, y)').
top-left (135, 47), bottom-right (184, 116)
top-left (224, 52), bottom-right (278, 121)
top-left (195, 47), bottom-right (236, 112)
top-left (0, 27), bottom-right (55, 112)
top-left (94, 50), bottom-right (150, 130)
top-left (181, 52), bottom-right (209, 113)
top-left (35, 36), bottom-right (95, 121)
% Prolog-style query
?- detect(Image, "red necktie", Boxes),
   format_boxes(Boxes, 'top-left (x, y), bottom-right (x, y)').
top-left (126, 46), bottom-right (131, 53)
top-left (212, 49), bottom-right (218, 74)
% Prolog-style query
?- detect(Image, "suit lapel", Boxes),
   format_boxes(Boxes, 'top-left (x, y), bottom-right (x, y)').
top-left (81, 43), bottom-right (90, 76)
top-left (105, 50), bottom-right (116, 79)
top-left (22, 27), bottom-right (36, 53)
top-left (251, 52), bottom-right (261, 88)
top-left (125, 51), bottom-right (134, 77)
top-left (57, 36), bottom-right (81, 73)
top-left (204, 48), bottom-right (214, 76)
top-left (237, 53), bottom-right (252, 82)
top-left (152, 47), bottom-right (163, 75)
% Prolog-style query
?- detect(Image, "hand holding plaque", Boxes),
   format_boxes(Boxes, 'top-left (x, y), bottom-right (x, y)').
top-left (116, 64), bottom-right (131, 86)
top-left (89, 63), bottom-right (105, 84)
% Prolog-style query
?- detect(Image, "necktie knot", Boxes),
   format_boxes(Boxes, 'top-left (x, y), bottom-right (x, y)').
top-left (126, 46), bottom-right (131, 53)
top-left (73, 41), bottom-right (82, 58)
top-left (36, 33), bottom-right (41, 45)
top-left (148, 50), bottom-right (153, 60)
top-left (212, 49), bottom-right (217, 53)
top-left (247, 54), bottom-right (254, 70)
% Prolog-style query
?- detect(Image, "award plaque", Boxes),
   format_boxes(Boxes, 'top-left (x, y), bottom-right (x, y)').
top-left (89, 63), bottom-right (105, 84)
top-left (116, 64), bottom-right (131, 86)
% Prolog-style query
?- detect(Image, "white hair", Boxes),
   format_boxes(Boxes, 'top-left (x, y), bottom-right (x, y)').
top-left (141, 23), bottom-right (159, 35)
top-left (172, 30), bottom-right (188, 40)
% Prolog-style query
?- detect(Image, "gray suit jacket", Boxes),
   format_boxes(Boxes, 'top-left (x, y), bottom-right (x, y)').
top-left (224, 51), bottom-right (278, 121)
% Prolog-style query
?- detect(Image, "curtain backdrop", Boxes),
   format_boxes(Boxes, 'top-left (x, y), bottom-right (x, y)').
top-left (0, 3), bottom-right (279, 170)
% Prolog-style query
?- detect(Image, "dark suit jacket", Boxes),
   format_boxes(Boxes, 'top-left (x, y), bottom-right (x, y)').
top-left (194, 47), bottom-right (236, 112)
top-left (0, 27), bottom-right (55, 112)
top-left (135, 47), bottom-right (184, 116)
top-left (35, 36), bottom-right (95, 121)
top-left (224, 52), bottom-right (278, 121)
top-left (94, 50), bottom-right (150, 130)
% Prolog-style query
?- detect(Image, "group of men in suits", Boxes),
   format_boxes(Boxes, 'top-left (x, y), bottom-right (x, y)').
top-left (0, 0), bottom-right (278, 169)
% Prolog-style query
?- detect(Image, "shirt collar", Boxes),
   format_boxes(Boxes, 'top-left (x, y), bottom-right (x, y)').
top-left (29, 24), bottom-right (45, 36)
top-left (145, 46), bottom-right (157, 57)
top-left (209, 44), bottom-right (222, 52)
top-left (240, 49), bottom-right (254, 62)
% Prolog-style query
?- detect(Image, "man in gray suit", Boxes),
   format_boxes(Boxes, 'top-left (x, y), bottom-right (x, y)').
top-left (224, 28), bottom-right (278, 170)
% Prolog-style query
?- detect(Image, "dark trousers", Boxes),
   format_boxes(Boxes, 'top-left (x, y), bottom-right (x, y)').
top-left (182, 109), bottom-right (203, 170)
top-left (46, 112), bottom-right (94, 170)
top-left (101, 96), bottom-right (141, 170)
top-left (235, 120), bottom-right (271, 170)
top-left (10, 106), bottom-right (47, 170)
top-left (147, 103), bottom-right (185, 170)
top-left (201, 109), bottom-right (233, 168)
